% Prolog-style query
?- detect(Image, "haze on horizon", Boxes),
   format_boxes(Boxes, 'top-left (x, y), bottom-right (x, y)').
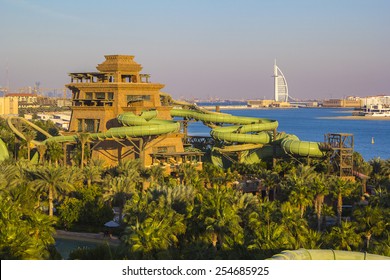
top-left (0, 0), bottom-right (389, 100)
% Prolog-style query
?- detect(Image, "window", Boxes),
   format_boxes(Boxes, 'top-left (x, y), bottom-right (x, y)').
top-left (85, 119), bottom-right (95, 132)
top-left (126, 95), bottom-right (151, 104)
top-left (96, 92), bottom-right (105, 99)
top-left (107, 92), bottom-right (114, 100)
top-left (77, 119), bottom-right (100, 132)
top-left (157, 147), bottom-right (168, 153)
top-left (77, 119), bottom-right (82, 132)
top-left (85, 92), bottom-right (93, 100)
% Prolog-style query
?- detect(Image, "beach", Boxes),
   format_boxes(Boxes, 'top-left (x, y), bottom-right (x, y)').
top-left (318, 116), bottom-right (390, 121)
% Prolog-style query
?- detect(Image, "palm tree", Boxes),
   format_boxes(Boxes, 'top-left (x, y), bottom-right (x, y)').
top-left (0, 163), bottom-right (21, 193)
top-left (103, 176), bottom-right (137, 224)
top-left (24, 129), bottom-right (37, 160)
top-left (353, 152), bottom-right (371, 175)
top-left (180, 163), bottom-right (202, 188)
top-left (330, 176), bottom-right (357, 225)
top-left (284, 165), bottom-right (316, 218)
top-left (201, 163), bottom-right (225, 188)
top-left (381, 159), bottom-right (390, 178)
top-left (353, 205), bottom-right (386, 250)
top-left (123, 205), bottom-right (186, 258)
top-left (82, 160), bottom-right (104, 188)
top-left (0, 195), bottom-right (56, 259)
top-left (258, 168), bottom-right (280, 200)
top-left (149, 165), bottom-right (165, 187)
top-left (325, 221), bottom-right (362, 251)
top-left (29, 165), bottom-right (75, 216)
top-left (45, 141), bottom-right (63, 167)
top-left (77, 133), bottom-right (90, 169)
top-left (36, 144), bottom-right (47, 165)
top-left (117, 159), bottom-right (142, 176)
top-left (197, 186), bottom-right (243, 251)
top-left (311, 173), bottom-right (330, 231)
top-left (280, 201), bottom-right (309, 249)
top-left (247, 220), bottom-right (287, 253)
top-left (121, 185), bottom-right (188, 258)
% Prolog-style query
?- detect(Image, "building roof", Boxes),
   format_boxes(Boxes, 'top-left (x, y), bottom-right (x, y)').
top-left (5, 93), bottom-right (38, 97)
top-left (96, 55), bottom-right (143, 73)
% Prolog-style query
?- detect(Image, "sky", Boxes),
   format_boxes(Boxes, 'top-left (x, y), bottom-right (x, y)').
top-left (0, 0), bottom-right (389, 100)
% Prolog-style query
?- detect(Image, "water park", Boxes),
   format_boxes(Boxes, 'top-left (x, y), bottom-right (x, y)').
top-left (1, 55), bottom-right (353, 177)
top-left (1, 54), bottom-right (389, 261)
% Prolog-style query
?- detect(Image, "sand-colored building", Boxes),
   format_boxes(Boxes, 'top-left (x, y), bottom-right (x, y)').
top-left (322, 98), bottom-right (362, 108)
top-left (0, 96), bottom-right (18, 116)
top-left (66, 55), bottom-right (202, 169)
top-left (247, 99), bottom-right (291, 108)
top-left (5, 93), bottom-right (38, 108)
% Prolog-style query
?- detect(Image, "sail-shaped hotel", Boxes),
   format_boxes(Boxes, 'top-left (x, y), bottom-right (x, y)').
top-left (273, 60), bottom-right (289, 102)
top-left (247, 61), bottom-right (291, 108)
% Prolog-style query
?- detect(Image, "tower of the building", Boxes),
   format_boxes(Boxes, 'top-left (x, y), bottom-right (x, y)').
top-left (273, 60), bottom-right (279, 101)
top-left (273, 60), bottom-right (288, 102)
top-left (66, 55), bottom-right (170, 133)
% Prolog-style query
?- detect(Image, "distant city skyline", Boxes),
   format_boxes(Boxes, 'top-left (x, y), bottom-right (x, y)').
top-left (1, 0), bottom-right (389, 100)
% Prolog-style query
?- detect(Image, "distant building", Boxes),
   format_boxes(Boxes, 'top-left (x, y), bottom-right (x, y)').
top-left (57, 98), bottom-right (72, 107)
top-left (5, 93), bottom-right (38, 108)
top-left (247, 99), bottom-right (274, 108)
top-left (362, 95), bottom-right (390, 107)
top-left (248, 61), bottom-right (290, 107)
top-left (0, 96), bottom-right (18, 115)
top-left (273, 61), bottom-right (289, 102)
top-left (247, 99), bottom-right (291, 108)
top-left (37, 96), bottom-right (57, 107)
top-left (34, 112), bottom-right (71, 130)
top-left (322, 97), bottom-right (362, 108)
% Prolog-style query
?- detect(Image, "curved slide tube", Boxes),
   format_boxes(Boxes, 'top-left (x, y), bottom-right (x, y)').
top-left (0, 138), bottom-right (9, 162)
top-left (269, 248), bottom-right (390, 260)
top-left (3, 93), bottom-right (327, 165)
top-left (170, 107), bottom-right (327, 166)
top-left (45, 111), bottom-right (180, 144)
top-left (6, 111), bottom-right (180, 148)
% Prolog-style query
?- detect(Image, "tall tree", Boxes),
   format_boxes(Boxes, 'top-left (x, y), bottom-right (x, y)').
top-left (77, 133), bottom-right (90, 169)
top-left (45, 141), bottom-right (63, 166)
top-left (311, 173), bottom-right (330, 231)
top-left (353, 205), bottom-right (386, 250)
top-left (325, 221), bottom-right (362, 251)
top-left (196, 186), bottom-right (243, 251)
top-left (29, 165), bottom-right (75, 216)
top-left (103, 176), bottom-right (138, 224)
top-left (284, 165), bottom-right (316, 218)
top-left (258, 168), bottom-right (280, 200)
top-left (24, 129), bottom-right (37, 160)
top-left (330, 176), bottom-right (357, 225)
top-left (148, 165), bottom-right (165, 187)
top-left (82, 160), bottom-right (104, 188)
top-left (36, 144), bottom-right (47, 165)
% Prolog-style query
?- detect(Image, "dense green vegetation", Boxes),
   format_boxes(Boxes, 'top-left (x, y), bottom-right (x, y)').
top-left (0, 120), bottom-right (389, 259)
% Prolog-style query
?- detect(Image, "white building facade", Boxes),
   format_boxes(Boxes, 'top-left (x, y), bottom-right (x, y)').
top-left (273, 61), bottom-right (289, 102)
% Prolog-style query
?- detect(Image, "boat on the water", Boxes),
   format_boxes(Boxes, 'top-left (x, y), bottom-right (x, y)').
top-left (357, 105), bottom-right (390, 117)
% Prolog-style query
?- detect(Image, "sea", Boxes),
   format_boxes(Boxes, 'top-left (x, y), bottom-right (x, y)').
top-left (187, 105), bottom-right (390, 161)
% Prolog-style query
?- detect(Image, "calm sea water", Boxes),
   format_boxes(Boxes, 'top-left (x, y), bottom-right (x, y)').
top-left (187, 107), bottom-right (390, 161)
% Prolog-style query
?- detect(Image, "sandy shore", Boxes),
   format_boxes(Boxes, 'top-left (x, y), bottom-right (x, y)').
top-left (318, 116), bottom-right (390, 121)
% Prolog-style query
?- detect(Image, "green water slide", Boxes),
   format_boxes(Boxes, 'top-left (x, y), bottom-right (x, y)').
top-left (0, 138), bottom-right (9, 162)
top-left (170, 107), bottom-right (327, 166)
top-left (3, 93), bottom-right (326, 165)
top-left (6, 111), bottom-right (180, 148)
top-left (269, 248), bottom-right (390, 260)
